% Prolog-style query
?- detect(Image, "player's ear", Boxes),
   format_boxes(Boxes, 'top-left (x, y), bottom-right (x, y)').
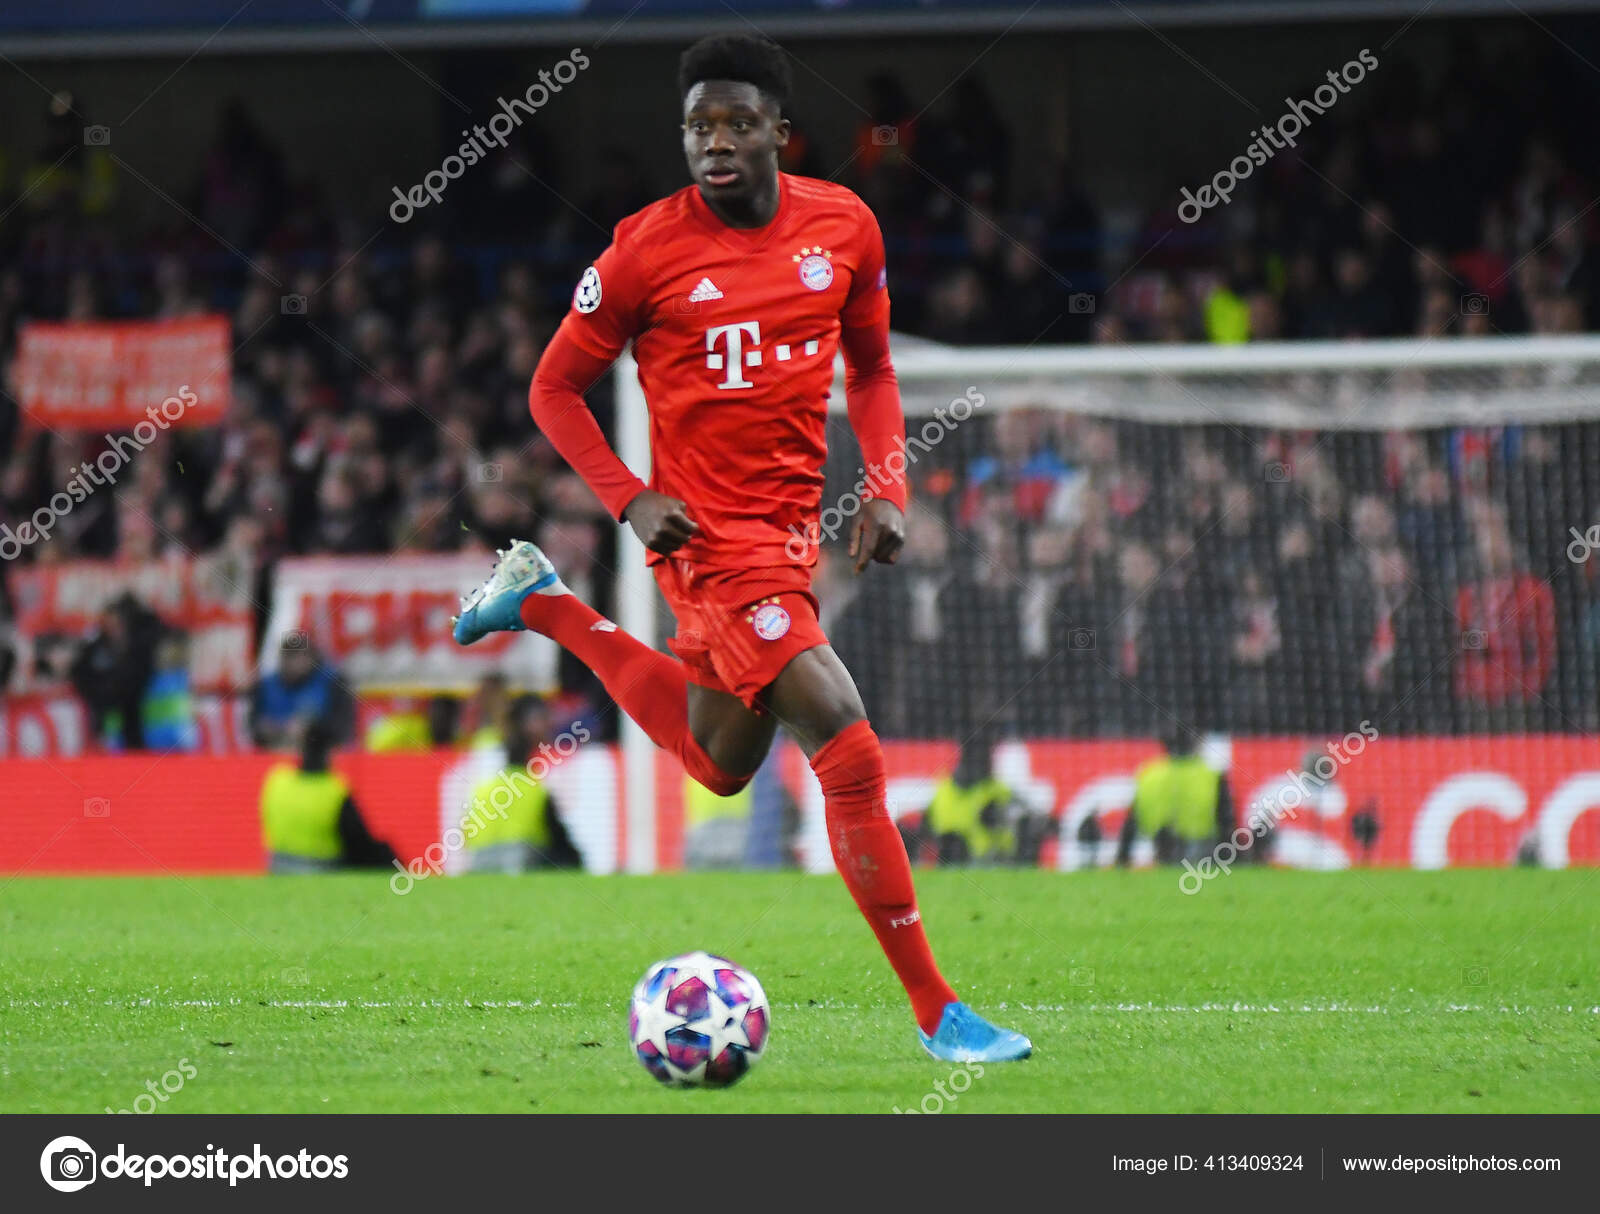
top-left (773, 117), bottom-right (791, 149)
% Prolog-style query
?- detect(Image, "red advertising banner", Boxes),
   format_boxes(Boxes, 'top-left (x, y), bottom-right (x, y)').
top-left (678, 736), bottom-right (1600, 872)
top-left (0, 754), bottom-right (447, 875)
top-left (6, 555), bottom-right (255, 695)
top-left (2, 736), bottom-right (1596, 875)
top-left (12, 316), bottom-right (230, 430)
top-left (0, 747), bottom-right (621, 875)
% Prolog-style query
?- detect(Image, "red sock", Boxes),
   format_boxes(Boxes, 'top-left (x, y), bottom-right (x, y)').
top-left (811, 720), bottom-right (957, 1034)
top-left (518, 592), bottom-right (741, 794)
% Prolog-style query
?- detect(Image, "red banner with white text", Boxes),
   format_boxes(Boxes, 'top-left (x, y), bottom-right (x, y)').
top-left (6, 556), bottom-right (255, 695)
top-left (261, 554), bottom-right (559, 693)
top-left (13, 316), bottom-right (230, 430)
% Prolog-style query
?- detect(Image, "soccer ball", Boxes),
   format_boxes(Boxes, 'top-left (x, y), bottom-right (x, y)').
top-left (628, 951), bottom-right (770, 1088)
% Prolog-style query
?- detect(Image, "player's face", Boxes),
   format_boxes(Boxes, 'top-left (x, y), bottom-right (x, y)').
top-left (681, 81), bottom-right (789, 204)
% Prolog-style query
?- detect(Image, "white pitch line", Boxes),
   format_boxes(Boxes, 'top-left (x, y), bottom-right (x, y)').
top-left (3, 998), bottom-right (578, 1010)
top-left (5, 998), bottom-right (1597, 1014)
top-left (1022, 1002), bottom-right (1600, 1014)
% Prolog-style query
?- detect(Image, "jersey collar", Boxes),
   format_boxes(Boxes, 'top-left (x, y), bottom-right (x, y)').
top-left (687, 172), bottom-right (790, 247)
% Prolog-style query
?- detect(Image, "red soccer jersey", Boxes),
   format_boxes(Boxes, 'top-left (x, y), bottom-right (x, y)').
top-left (553, 173), bottom-right (892, 570)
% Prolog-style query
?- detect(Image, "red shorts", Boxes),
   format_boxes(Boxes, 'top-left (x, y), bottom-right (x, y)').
top-left (652, 560), bottom-right (829, 710)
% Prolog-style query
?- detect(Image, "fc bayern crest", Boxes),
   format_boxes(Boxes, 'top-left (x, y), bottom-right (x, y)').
top-left (794, 246), bottom-right (834, 291)
top-left (750, 602), bottom-right (792, 641)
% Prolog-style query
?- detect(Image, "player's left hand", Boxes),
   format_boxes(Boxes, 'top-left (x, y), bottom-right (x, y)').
top-left (849, 498), bottom-right (905, 574)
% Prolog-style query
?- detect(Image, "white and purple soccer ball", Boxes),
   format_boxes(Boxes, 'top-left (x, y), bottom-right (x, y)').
top-left (628, 951), bottom-right (770, 1088)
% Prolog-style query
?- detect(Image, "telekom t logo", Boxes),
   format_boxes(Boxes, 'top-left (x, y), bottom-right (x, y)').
top-left (705, 321), bottom-right (822, 389)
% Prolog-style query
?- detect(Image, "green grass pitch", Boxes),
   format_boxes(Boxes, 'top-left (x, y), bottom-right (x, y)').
top-left (1, 869), bottom-right (1595, 1113)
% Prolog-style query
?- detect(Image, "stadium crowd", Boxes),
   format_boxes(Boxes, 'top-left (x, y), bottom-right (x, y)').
top-left (0, 29), bottom-right (1597, 745)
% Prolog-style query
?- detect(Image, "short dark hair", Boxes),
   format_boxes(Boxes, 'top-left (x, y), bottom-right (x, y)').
top-left (1161, 721), bottom-right (1202, 756)
top-left (300, 715), bottom-right (336, 770)
top-left (678, 34), bottom-right (791, 113)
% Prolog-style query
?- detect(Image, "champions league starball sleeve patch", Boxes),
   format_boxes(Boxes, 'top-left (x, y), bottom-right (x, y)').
top-left (573, 265), bottom-right (602, 313)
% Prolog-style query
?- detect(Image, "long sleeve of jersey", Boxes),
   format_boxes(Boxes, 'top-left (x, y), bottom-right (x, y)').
top-left (839, 313), bottom-right (909, 512)
top-left (528, 327), bottom-right (648, 522)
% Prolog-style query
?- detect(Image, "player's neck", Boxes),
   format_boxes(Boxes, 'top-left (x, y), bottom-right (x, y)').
top-left (699, 172), bottom-right (782, 230)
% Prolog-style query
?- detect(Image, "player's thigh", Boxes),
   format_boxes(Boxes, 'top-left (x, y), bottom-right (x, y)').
top-left (761, 645), bottom-right (867, 758)
top-left (686, 681), bottom-right (777, 777)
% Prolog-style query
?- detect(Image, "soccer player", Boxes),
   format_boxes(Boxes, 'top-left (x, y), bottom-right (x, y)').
top-left (453, 33), bottom-right (1030, 1062)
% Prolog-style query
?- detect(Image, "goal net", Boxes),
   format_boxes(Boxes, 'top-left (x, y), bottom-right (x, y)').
top-left (611, 337), bottom-right (1600, 874)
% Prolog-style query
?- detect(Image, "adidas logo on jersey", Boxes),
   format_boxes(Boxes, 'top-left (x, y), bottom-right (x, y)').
top-left (687, 277), bottom-right (724, 303)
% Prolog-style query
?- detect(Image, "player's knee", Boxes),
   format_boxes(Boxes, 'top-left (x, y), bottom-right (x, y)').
top-left (681, 735), bottom-right (756, 797)
top-left (699, 768), bottom-right (753, 797)
top-left (689, 747), bottom-right (754, 798)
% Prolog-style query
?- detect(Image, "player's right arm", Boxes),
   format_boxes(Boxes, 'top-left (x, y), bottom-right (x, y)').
top-left (529, 240), bottom-right (699, 555)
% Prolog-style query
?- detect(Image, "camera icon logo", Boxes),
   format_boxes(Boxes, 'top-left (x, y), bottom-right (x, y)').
top-left (1461, 629), bottom-right (1488, 651)
top-left (1069, 966), bottom-right (1096, 987)
top-left (1263, 461), bottom-right (1291, 483)
top-left (1068, 627), bottom-right (1096, 651)
top-left (1460, 293), bottom-right (1490, 316)
top-left (1461, 965), bottom-right (1489, 987)
top-left (474, 463), bottom-right (503, 483)
top-left (280, 294), bottom-right (308, 316)
top-left (870, 125), bottom-right (899, 147)
top-left (41, 1136), bottom-right (97, 1192)
top-left (1067, 292), bottom-right (1096, 314)
top-left (83, 125), bottom-right (110, 147)
top-left (83, 797), bottom-right (111, 818)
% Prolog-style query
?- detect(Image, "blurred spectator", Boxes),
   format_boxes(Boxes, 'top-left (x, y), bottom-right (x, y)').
top-left (463, 672), bottom-right (509, 749)
top-left (260, 717), bottom-right (396, 873)
top-left (1453, 508), bottom-right (1557, 728)
top-left (1354, 545), bottom-right (1455, 732)
top-left (249, 635), bottom-right (354, 749)
top-left (460, 698), bottom-right (581, 872)
top-left (1224, 566), bottom-right (1283, 733)
top-left (364, 694), bottom-right (461, 752)
top-left (69, 593), bottom-right (164, 751)
top-left (141, 633), bottom-right (199, 752)
top-left (1116, 724), bottom-right (1235, 867)
top-left (910, 738), bottom-right (1050, 866)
